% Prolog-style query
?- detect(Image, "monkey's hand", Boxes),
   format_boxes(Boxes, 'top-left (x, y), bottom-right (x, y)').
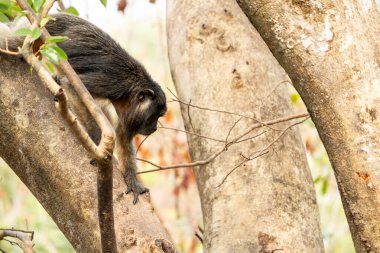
top-left (123, 171), bottom-right (149, 204)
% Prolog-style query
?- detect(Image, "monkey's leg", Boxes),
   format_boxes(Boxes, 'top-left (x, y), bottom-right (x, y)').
top-left (116, 123), bottom-right (149, 204)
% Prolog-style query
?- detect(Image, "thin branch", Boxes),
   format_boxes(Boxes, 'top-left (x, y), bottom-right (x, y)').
top-left (57, 0), bottom-right (65, 10)
top-left (137, 113), bottom-right (309, 174)
top-left (39, 0), bottom-right (56, 20)
top-left (16, 0), bottom-right (116, 160)
top-left (0, 229), bottom-right (35, 253)
top-left (235, 130), bottom-right (267, 144)
top-left (167, 87), bottom-right (282, 131)
top-left (135, 135), bottom-right (151, 154)
top-left (263, 80), bottom-right (290, 100)
top-left (195, 232), bottom-right (203, 244)
top-left (158, 126), bottom-right (226, 142)
top-left (14, 1), bottom-right (117, 252)
top-left (187, 99), bottom-right (195, 131)
top-left (215, 117), bottom-right (308, 188)
top-left (215, 151), bottom-right (269, 188)
top-left (0, 47), bottom-right (21, 56)
top-left (3, 238), bottom-right (21, 247)
top-left (225, 117), bottom-right (242, 145)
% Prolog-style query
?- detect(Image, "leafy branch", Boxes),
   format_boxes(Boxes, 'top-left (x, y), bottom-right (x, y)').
top-left (0, 0), bottom-right (118, 252)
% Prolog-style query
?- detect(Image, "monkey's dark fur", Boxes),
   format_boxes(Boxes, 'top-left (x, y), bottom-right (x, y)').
top-left (47, 14), bottom-right (167, 140)
top-left (1, 13), bottom-right (167, 204)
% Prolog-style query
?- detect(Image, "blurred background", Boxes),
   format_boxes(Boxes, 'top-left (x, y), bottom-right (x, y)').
top-left (0, 0), bottom-right (355, 252)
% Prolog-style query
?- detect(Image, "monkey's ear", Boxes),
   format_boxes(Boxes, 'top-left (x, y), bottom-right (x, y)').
top-left (146, 89), bottom-right (155, 98)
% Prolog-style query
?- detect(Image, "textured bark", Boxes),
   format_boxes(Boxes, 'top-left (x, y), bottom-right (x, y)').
top-left (0, 55), bottom-right (174, 252)
top-left (167, 1), bottom-right (323, 252)
top-left (236, 1), bottom-right (380, 252)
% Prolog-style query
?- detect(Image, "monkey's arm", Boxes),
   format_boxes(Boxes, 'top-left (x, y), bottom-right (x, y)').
top-left (115, 123), bottom-right (149, 204)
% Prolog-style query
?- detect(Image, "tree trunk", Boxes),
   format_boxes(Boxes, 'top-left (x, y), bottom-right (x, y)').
top-left (166, 1), bottom-right (323, 252)
top-left (236, 1), bottom-right (380, 252)
top-left (0, 54), bottom-right (174, 253)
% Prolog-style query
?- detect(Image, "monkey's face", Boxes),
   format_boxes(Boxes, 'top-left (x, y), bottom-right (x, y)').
top-left (122, 84), bottom-right (167, 138)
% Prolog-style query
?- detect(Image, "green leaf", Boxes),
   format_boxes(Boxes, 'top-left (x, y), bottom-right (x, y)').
top-left (0, 11), bottom-right (9, 23)
top-left (321, 179), bottom-right (328, 195)
top-left (313, 176), bottom-right (321, 184)
top-left (13, 27), bottom-right (32, 36)
top-left (46, 35), bottom-right (68, 43)
top-left (31, 27), bottom-right (41, 41)
top-left (51, 45), bottom-right (67, 60)
top-left (99, 0), bottom-right (107, 7)
top-left (0, 0), bottom-right (11, 10)
top-left (40, 46), bottom-right (60, 64)
top-left (0, 0), bottom-right (21, 18)
top-left (40, 45), bottom-right (67, 64)
top-left (40, 16), bottom-right (53, 27)
top-left (45, 61), bottom-right (56, 74)
top-left (290, 93), bottom-right (300, 104)
top-left (31, 0), bottom-right (45, 12)
top-left (14, 13), bottom-right (27, 22)
top-left (64, 6), bottom-right (79, 16)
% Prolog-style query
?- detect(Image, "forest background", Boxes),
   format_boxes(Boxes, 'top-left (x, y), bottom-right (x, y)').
top-left (0, 0), bottom-right (355, 252)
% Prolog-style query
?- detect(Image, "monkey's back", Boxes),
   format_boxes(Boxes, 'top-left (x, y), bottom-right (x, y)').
top-left (46, 13), bottom-right (150, 100)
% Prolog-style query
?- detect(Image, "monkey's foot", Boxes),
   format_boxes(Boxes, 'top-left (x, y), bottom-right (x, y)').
top-left (124, 176), bottom-right (149, 204)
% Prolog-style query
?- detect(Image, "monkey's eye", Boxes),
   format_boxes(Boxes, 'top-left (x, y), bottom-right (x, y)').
top-left (138, 89), bottom-right (155, 102)
top-left (138, 93), bottom-right (145, 101)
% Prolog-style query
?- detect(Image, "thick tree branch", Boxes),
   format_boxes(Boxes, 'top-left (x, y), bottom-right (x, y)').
top-left (237, 0), bottom-right (380, 251)
top-left (0, 54), bottom-right (173, 252)
top-left (167, 1), bottom-right (323, 251)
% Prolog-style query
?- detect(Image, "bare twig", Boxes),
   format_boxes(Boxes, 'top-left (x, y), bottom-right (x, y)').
top-left (215, 116), bottom-right (309, 188)
top-left (158, 125), bottom-right (226, 142)
top-left (0, 35), bottom-right (22, 56)
top-left (215, 151), bottom-right (269, 188)
top-left (195, 232), bottom-right (203, 244)
top-left (135, 135), bottom-right (151, 154)
top-left (187, 99), bottom-right (195, 131)
top-left (235, 130), bottom-right (267, 143)
top-left (167, 87), bottom-right (282, 131)
top-left (225, 117), bottom-right (242, 145)
top-left (57, 0), bottom-right (65, 10)
top-left (0, 47), bottom-right (21, 56)
top-left (194, 225), bottom-right (204, 244)
top-left (137, 113), bottom-right (309, 174)
top-left (264, 80), bottom-right (290, 100)
top-left (0, 229), bottom-right (35, 253)
top-left (40, 0), bottom-right (56, 19)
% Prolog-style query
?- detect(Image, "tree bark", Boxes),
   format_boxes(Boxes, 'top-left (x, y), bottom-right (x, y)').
top-left (0, 54), bottom-right (174, 253)
top-left (167, 1), bottom-right (323, 252)
top-left (236, 1), bottom-right (380, 252)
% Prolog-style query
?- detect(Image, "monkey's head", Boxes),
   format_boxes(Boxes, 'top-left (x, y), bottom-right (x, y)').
top-left (129, 80), bottom-right (167, 136)
top-left (113, 72), bottom-right (167, 139)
